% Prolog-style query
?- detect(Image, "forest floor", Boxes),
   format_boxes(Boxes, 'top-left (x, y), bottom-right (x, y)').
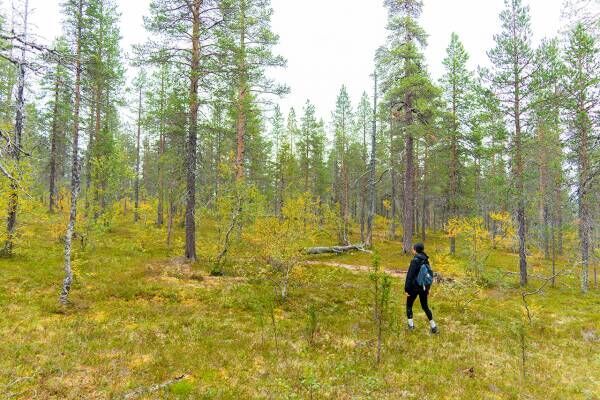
top-left (1, 213), bottom-right (599, 399)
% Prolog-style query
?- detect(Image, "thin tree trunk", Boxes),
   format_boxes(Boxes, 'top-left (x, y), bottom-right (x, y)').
top-left (49, 74), bottom-right (60, 214)
top-left (538, 125), bottom-right (550, 259)
top-left (185, 1), bottom-right (201, 261)
top-left (577, 101), bottom-right (591, 292)
top-left (167, 192), bottom-right (174, 248)
top-left (449, 86), bottom-right (458, 254)
top-left (402, 93), bottom-right (414, 254)
top-left (235, 3), bottom-right (247, 181)
top-left (157, 70), bottom-right (165, 226)
top-left (84, 103), bottom-right (95, 214)
top-left (134, 84), bottom-right (142, 222)
top-left (2, 0), bottom-right (28, 256)
top-left (389, 115), bottom-right (397, 240)
top-left (555, 187), bottom-right (563, 255)
top-left (551, 219), bottom-right (556, 287)
top-left (91, 85), bottom-right (102, 216)
top-left (342, 164), bottom-right (350, 245)
top-left (360, 109), bottom-right (368, 243)
top-left (60, 0), bottom-right (83, 305)
top-left (514, 77), bottom-right (527, 287)
top-left (421, 142), bottom-right (427, 242)
top-left (365, 72), bottom-right (377, 248)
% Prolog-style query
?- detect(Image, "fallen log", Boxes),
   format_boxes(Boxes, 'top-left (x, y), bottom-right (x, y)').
top-left (305, 244), bottom-right (372, 255)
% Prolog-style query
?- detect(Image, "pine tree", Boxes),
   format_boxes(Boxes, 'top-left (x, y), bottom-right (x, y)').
top-left (85, 0), bottom-right (124, 217)
top-left (332, 85), bottom-right (354, 245)
top-left (133, 69), bottom-right (146, 222)
top-left (356, 92), bottom-right (372, 241)
top-left (298, 100), bottom-right (318, 194)
top-left (487, 0), bottom-right (536, 287)
top-left (46, 37), bottom-right (72, 214)
top-left (287, 107), bottom-right (299, 155)
top-left (145, 0), bottom-right (220, 261)
top-left (365, 72), bottom-right (378, 248)
top-left (380, 0), bottom-right (437, 253)
top-left (218, 0), bottom-right (287, 180)
top-left (275, 109), bottom-right (299, 214)
top-left (470, 82), bottom-right (510, 224)
top-left (531, 39), bottom-right (564, 260)
top-left (270, 105), bottom-right (285, 214)
top-left (441, 32), bottom-right (471, 254)
top-left (563, 23), bottom-right (599, 292)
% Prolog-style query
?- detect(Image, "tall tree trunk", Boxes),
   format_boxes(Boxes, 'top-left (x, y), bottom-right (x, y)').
top-left (167, 190), bottom-right (175, 248)
top-left (449, 85), bottom-right (458, 254)
top-left (185, 1), bottom-right (201, 261)
top-left (389, 117), bottom-right (398, 240)
top-left (134, 84), bottom-right (142, 222)
top-left (360, 185), bottom-right (366, 243)
top-left (60, 0), bottom-right (83, 305)
top-left (91, 85), bottom-right (102, 216)
top-left (84, 103), bottom-right (95, 213)
top-left (537, 125), bottom-right (550, 259)
top-left (402, 93), bottom-right (414, 254)
top-left (365, 72), bottom-right (377, 248)
top-left (235, 87), bottom-right (247, 181)
top-left (555, 186), bottom-right (563, 255)
top-left (277, 162), bottom-right (284, 219)
top-left (577, 100), bottom-right (591, 292)
top-left (2, 0), bottom-right (28, 257)
top-left (551, 218), bottom-right (556, 287)
top-left (343, 164), bottom-right (349, 244)
top-left (49, 74), bottom-right (60, 214)
top-left (360, 110), bottom-right (368, 242)
top-left (514, 79), bottom-right (527, 287)
top-left (157, 71), bottom-right (165, 226)
top-left (235, 4), bottom-right (247, 181)
top-left (421, 140), bottom-right (428, 242)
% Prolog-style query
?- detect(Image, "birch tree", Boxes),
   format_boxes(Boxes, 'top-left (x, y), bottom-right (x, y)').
top-left (61, 0), bottom-right (85, 304)
top-left (1, 0), bottom-right (29, 257)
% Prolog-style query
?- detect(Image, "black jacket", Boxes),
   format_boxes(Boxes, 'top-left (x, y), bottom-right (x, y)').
top-left (405, 252), bottom-right (429, 294)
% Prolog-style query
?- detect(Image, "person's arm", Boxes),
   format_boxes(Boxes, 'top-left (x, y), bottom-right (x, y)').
top-left (405, 258), bottom-right (417, 293)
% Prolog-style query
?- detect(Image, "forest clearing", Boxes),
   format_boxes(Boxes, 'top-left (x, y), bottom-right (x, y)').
top-left (0, 0), bottom-right (599, 398)
top-left (1, 210), bottom-right (598, 399)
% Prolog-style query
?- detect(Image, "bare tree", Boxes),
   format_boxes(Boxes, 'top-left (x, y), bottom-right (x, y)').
top-left (1, 0), bottom-right (29, 257)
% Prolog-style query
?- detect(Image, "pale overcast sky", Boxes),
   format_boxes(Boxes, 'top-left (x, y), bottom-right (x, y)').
top-left (4, 0), bottom-right (565, 123)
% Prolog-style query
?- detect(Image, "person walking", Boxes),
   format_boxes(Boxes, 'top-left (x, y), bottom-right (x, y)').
top-left (405, 242), bottom-right (438, 334)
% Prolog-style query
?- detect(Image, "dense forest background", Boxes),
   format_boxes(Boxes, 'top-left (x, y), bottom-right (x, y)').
top-left (0, 0), bottom-right (598, 299)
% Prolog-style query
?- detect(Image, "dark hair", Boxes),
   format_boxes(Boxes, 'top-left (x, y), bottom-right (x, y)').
top-left (413, 243), bottom-right (425, 253)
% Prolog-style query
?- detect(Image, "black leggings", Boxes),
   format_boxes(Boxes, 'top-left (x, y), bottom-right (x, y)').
top-left (406, 289), bottom-right (433, 321)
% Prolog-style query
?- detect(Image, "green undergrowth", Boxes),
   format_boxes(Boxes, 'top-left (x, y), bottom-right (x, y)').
top-left (0, 213), bottom-right (598, 399)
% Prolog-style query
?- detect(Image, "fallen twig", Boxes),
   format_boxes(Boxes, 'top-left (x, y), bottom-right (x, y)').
top-left (3, 375), bottom-right (33, 389)
top-left (503, 269), bottom-right (574, 288)
top-left (122, 374), bottom-right (189, 399)
top-left (521, 269), bottom-right (572, 323)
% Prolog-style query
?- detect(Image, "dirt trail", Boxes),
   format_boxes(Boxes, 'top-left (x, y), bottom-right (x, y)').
top-left (303, 260), bottom-right (407, 278)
